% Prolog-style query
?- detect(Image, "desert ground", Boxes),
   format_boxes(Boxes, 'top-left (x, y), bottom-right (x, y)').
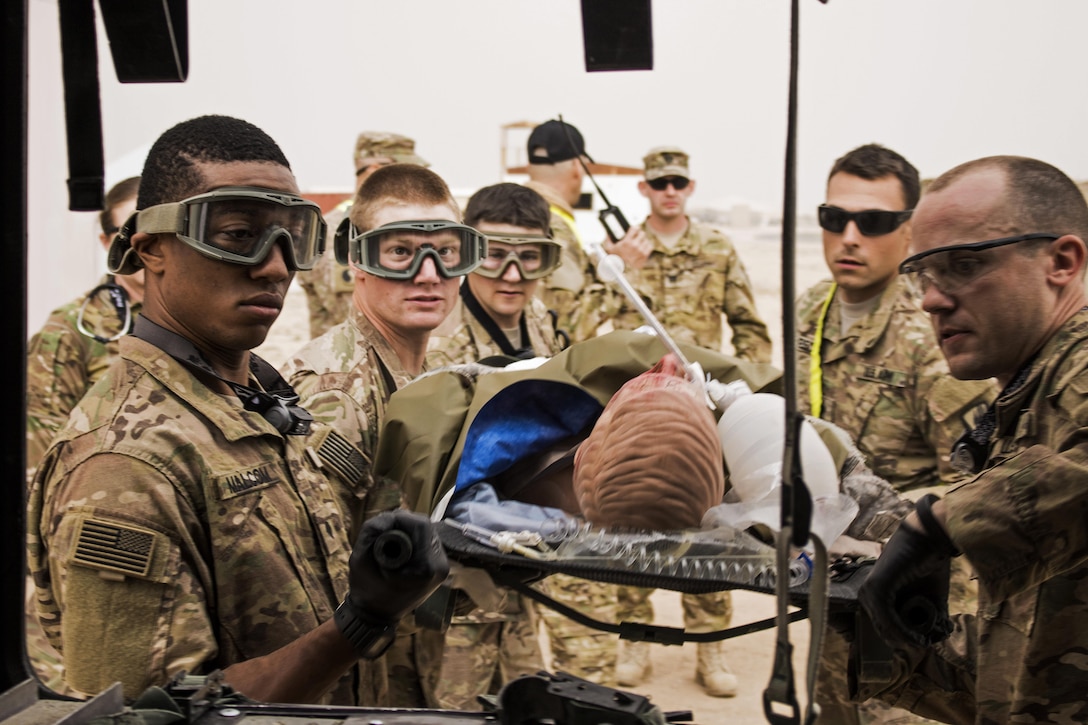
top-left (255, 230), bottom-right (831, 724)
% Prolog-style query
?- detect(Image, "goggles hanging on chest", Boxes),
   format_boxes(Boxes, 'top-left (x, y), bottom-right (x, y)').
top-left (334, 218), bottom-right (486, 280)
top-left (110, 187), bottom-right (327, 274)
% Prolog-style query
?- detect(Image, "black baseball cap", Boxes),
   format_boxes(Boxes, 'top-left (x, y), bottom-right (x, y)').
top-left (527, 119), bottom-right (595, 165)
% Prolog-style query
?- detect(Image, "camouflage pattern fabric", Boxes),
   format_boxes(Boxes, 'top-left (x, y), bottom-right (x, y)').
top-left (606, 219), bottom-right (773, 363)
top-left (536, 574), bottom-right (620, 685)
top-left (283, 305), bottom-right (431, 707)
top-left (26, 335), bottom-right (379, 705)
top-left (615, 587), bottom-right (733, 633)
top-left (426, 296), bottom-right (564, 368)
top-left (523, 181), bottom-right (601, 344)
top-left (430, 595), bottom-right (543, 709)
top-left (26, 276), bottom-right (142, 478)
top-left (281, 304), bottom-right (411, 531)
top-left (796, 277), bottom-right (997, 492)
top-left (297, 200), bottom-right (354, 339)
top-left (25, 276), bottom-right (142, 695)
top-left (855, 308), bottom-right (1088, 723)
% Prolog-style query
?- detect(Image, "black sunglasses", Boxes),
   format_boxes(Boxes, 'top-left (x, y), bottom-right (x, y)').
top-left (817, 204), bottom-right (913, 237)
top-left (647, 176), bottom-right (690, 192)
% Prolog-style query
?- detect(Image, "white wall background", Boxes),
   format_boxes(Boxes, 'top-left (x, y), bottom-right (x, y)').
top-left (27, 0), bottom-right (1088, 333)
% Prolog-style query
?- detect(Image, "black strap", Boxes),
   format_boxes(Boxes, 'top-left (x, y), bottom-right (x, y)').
top-left (58, 0), bottom-right (104, 211)
top-left (459, 282), bottom-right (536, 360)
top-left (131, 317), bottom-right (312, 435)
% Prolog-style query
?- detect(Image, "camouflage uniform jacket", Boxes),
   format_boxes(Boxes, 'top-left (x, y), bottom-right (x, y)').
top-left (796, 277), bottom-right (996, 492)
top-left (280, 304), bottom-right (409, 531)
top-left (859, 308), bottom-right (1088, 724)
top-left (297, 200), bottom-right (354, 339)
top-left (609, 218), bottom-right (772, 363)
top-left (25, 335), bottom-right (375, 705)
top-left (425, 295), bottom-right (564, 368)
top-left (523, 181), bottom-right (604, 344)
top-left (26, 276), bottom-right (142, 479)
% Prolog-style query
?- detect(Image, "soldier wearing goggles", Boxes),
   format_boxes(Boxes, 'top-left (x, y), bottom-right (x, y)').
top-left (110, 186), bottom-right (327, 274)
top-left (282, 164), bottom-right (478, 709)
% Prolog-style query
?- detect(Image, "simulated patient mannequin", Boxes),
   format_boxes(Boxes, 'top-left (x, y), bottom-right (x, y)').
top-left (572, 355), bottom-right (725, 530)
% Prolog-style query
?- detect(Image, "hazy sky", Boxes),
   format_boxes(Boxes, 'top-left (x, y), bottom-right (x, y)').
top-left (26, 0), bottom-right (1088, 324)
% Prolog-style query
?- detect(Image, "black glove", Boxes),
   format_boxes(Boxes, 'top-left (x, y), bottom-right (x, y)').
top-left (857, 495), bottom-right (957, 649)
top-left (335, 510), bottom-right (449, 658)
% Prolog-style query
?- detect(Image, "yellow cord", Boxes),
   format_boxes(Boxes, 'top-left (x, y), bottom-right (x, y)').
top-left (809, 282), bottom-right (837, 418)
top-left (550, 205), bottom-right (583, 248)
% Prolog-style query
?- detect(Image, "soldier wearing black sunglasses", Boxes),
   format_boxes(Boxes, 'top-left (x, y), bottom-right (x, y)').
top-left (796, 143), bottom-right (996, 724)
top-left (601, 145), bottom-right (771, 699)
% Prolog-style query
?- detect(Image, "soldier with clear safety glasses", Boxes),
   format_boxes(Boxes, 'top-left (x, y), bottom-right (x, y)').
top-left (851, 155), bottom-right (1088, 725)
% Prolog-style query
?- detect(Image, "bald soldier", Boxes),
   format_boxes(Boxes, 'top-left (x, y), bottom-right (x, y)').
top-left (299, 131), bottom-right (429, 338)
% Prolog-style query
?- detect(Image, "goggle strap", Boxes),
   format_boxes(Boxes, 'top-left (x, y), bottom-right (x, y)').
top-left (136, 203), bottom-right (188, 235)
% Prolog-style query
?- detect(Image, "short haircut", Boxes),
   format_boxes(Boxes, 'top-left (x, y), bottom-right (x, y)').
top-left (99, 176), bottom-right (140, 234)
top-left (828, 143), bottom-right (921, 210)
top-left (463, 183), bottom-right (550, 234)
top-left (138, 115), bottom-right (291, 209)
top-left (350, 164), bottom-right (460, 231)
top-left (928, 155), bottom-right (1088, 242)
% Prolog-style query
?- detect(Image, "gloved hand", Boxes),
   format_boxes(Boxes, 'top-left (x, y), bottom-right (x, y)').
top-left (857, 497), bottom-right (957, 649)
top-left (347, 510), bottom-right (450, 624)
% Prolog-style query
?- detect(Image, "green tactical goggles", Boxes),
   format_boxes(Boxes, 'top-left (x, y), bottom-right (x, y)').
top-left (335, 218), bottom-right (487, 280)
top-left (474, 234), bottom-right (561, 280)
top-left (109, 187), bottom-right (327, 274)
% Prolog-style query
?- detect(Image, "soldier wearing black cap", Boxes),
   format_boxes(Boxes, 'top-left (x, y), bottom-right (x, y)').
top-left (523, 119), bottom-right (649, 344)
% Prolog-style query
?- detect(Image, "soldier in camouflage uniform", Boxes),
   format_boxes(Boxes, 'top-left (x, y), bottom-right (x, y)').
top-left (26, 115), bottom-right (445, 705)
top-left (798, 144), bottom-right (997, 725)
top-left (298, 132), bottom-right (429, 339)
top-left (606, 147), bottom-right (769, 697)
top-left (282, 164), bottom-right (478, 708)
top-left (855, 155), bottom-right (1088, 724)
top-left (24, 175), bottom-right (141, 695)
top-left (524, 119), bottom-right (649, 344)
top-left (427, 184), bottom-right (564, 369)
top-left (604, 147), bottom-right (772, 361)
top-left (424, 183), bottom-right (562, 708)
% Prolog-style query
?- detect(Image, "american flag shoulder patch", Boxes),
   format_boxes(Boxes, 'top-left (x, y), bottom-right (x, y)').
top-left (72, 518), bottom-right (155, 578)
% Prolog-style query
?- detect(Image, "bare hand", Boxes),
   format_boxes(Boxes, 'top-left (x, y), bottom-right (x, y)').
top-left (603, 226), bottom-right (652, 270)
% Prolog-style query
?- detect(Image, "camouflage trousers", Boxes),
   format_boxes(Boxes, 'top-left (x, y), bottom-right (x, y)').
top-left (816, 555), bottom-right (979, 724)
top-left (615, 586), bottom-right (733, 632)
top-left (536, 574), bottom-right (620, 685)
top-left (431, 596), bottom-right (544, 710)
top-left (386, 592), bottom-right (544, 709)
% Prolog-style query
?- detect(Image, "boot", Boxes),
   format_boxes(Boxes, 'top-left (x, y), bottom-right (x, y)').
top-left (616, 640), bottom-right (652, 687)
top-left (695, 641), bottom-right (738, 697)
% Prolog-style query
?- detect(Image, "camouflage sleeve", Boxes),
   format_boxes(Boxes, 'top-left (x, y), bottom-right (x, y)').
top-left (945, 442), bottom-right (1088, 601)
top-left (32, 453), bottom-right (216, 699)
top-left (291, 375), bottom-right (403, 524)
top-left (562, 265), bottom-right (625, 344)
top-left (914, 355), bottom-right (997, 485)
top-left (720, 245), bottom-right (772, 364)
top-left (26, 322), bottom-right (96, 479)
